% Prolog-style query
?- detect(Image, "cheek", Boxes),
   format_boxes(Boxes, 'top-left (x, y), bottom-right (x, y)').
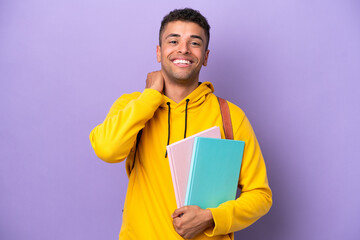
top-left (193, 48), bottom-right (206, 58)
top-left (163, 48), bottom-right (175, 56)
top-left (194, 53), bottom-right (206, 63)
top-left (161, 50), bottom-right (177, 62)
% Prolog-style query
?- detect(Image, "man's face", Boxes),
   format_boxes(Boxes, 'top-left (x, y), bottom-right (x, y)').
top-left (157, 21), bottom-right (210, 83)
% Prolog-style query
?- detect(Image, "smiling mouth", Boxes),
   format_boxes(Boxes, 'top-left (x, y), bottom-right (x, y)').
top-left (172, 59), bottom-right (192, 65)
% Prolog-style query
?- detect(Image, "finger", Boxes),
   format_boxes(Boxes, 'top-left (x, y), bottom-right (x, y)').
top-left (171, 206), bottom-right (187, 218)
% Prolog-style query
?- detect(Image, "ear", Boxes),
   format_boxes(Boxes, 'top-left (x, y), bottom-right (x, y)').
top-left (156, 45), bottom-right (161, 63)
top-left (203, 49), bottom-right (210, 66)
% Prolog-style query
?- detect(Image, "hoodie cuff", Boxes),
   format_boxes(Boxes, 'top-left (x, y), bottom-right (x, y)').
top-left (204, 207), bottom-right (230, 237)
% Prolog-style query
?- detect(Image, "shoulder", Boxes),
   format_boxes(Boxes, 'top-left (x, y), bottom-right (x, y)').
top-left (226, 100), bottom-right (258, 140)
top-left (222, 99), bottom-right (251, 139)
top-left (227, 100), bottom-right (246, 121)
top-left (113, 92), bottom-right (142, 106)
top-left (211, 95), bottom-right (246, 127)
top-left (105, 91), bottom-right (141, 119)
top-left (209, 94), bottom-right (246, 123)
top-left (216, 97), bottom-right (246, 125)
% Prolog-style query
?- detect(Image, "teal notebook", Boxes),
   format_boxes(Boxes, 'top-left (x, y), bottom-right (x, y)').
top-left (184, 137), bottom-right (245, 209)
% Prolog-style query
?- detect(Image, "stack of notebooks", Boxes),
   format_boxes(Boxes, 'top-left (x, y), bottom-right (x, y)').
top-left (167, 126), bottom-right (245, 209)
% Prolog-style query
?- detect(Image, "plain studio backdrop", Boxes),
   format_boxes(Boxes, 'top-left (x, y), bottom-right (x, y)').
top-left (1, 1), bottom-right (359, 239)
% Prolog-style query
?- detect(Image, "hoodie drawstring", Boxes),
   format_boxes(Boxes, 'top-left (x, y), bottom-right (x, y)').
top-left (165, 99), bottom-right (190, 158)
top-left (184, 99), bottom-right (190, 138)
top-left (165, 102), bottom-right (171, 158)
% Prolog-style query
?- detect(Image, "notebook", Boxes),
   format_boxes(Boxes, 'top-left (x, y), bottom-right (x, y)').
top-left (166, 126), bottom-right (221, 208)
top-left (184, 137), bottom-right (245, 209)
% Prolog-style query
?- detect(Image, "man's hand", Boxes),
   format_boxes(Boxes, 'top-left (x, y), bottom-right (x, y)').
top-left (146, 71), bottom-right (164, 93)
top-left (172, 205), bottom-right (215, 239)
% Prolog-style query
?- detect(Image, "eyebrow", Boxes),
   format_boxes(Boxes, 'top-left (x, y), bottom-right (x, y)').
top-left (190, 35), bottom-right (204, 42)
top-left (165, 33), bottom-right (180, 39)
top-left (165, 33), bottom-right (204, 42)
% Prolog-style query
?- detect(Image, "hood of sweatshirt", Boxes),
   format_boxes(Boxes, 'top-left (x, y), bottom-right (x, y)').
top-left (159, 81), bottom-right (214, 113)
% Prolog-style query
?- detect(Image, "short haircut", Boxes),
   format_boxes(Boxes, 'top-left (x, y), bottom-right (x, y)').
top-left (159, 8), bottom-right (211, 50)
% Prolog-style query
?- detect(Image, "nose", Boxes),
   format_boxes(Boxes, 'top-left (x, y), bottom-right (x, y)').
top-left (177, 41), bottom-right (190, 54)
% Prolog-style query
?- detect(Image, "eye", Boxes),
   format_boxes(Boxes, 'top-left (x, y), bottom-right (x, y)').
top-left (169, 40), bottom-right (177, 44)
top-left (191, 42), bottom-right (200, 46)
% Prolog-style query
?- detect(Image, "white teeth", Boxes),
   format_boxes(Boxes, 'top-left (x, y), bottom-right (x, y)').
top-left (173, 59), bottom-right (191, 64)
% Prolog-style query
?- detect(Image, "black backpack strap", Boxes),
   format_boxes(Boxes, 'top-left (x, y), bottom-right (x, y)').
top-left (217, 97), bottom-right (234, 140)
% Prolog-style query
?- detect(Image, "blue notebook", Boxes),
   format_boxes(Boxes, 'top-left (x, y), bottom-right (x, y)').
top-left (184, 137), bottom-right (245, 209)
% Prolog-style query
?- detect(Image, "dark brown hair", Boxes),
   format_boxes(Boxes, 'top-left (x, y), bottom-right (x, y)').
top-left (159, 8), bottom-right (210, 50)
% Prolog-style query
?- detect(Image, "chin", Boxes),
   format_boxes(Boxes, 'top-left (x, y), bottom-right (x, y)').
top-left (171, 71), bottom-right (199, 82)
top-left (162, 66), bottom-right (199, 83)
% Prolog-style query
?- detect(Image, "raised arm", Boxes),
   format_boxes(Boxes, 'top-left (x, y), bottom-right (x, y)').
top-left (89, 71), bottom-right (165, 163)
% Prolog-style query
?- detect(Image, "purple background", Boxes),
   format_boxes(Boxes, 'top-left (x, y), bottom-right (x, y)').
top-left (1, 1), bottom-right (359, 239)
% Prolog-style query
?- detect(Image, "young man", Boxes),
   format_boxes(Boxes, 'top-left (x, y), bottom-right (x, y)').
top-left (90, 8), bottom-right (272, 240)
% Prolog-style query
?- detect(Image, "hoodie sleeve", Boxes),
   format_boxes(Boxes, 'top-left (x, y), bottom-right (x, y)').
top-left (89, 88), bottom-right (163, 163)
top-left (204, 108), bottom-right (272, 236)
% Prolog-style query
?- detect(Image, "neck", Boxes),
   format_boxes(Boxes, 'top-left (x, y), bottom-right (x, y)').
top-left (163, 78), bottom-right (199, 103)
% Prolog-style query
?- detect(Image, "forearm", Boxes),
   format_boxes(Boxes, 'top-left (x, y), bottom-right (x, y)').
top-left (206, 184), bottom-right (272, 236)
top-left (205, 160), bottom-right (272, 236)
top-left (89, 88), bottom-right (162, 162)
